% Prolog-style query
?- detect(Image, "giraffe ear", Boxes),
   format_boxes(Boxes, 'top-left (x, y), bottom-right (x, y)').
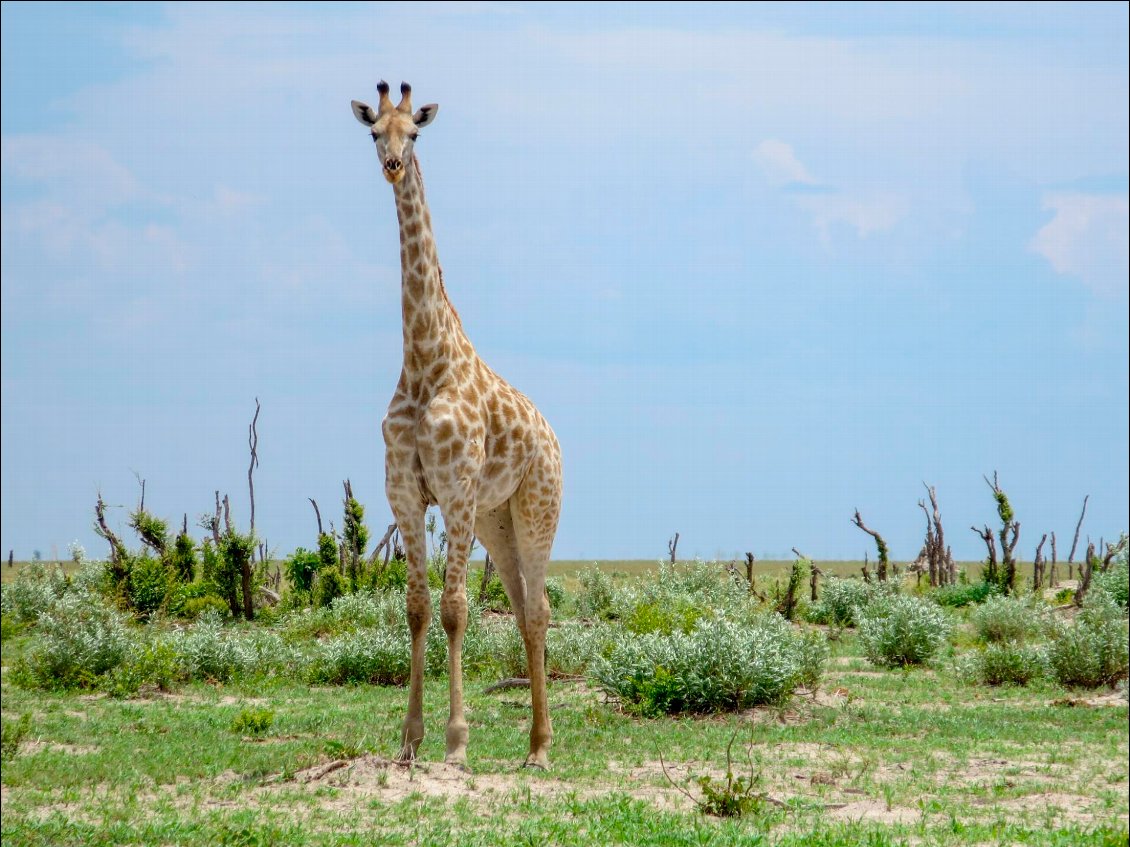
top-left (413, 103), bottom-right (439, 128)
top-left (351, 100), bottom-right (378, 126)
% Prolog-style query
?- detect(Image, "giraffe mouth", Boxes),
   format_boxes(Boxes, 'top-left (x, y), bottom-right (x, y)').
top-left (383, 166), bottom-right (406, 185)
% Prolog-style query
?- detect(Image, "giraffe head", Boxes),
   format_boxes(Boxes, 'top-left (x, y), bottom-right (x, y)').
top-left (351, 81), bottom-right (438, 185)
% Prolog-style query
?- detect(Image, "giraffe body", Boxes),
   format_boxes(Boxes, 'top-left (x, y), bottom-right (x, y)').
top-left (352, 82), bottom-right (562, 769)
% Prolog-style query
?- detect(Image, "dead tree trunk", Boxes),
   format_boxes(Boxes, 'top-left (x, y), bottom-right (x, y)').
top-left (852, 510), bottom-right (889, 581)
top-left (478, 552), bottom-right (496, 605)
top-left (1067, 495), bottom-right (1088, 581)
top-left (247, 398), bottom-right (260, 566)
top-left (94, 492), bottom-right (128, 586)
top-left (667, 532), bottom-right (680, 564)
top-left (7, 550), bottom-right (12, 569)
top-left (1049, 531), bottom-right (1058, 588)
top-left (309, 498), bottom-right (324, 537)
top-left (1032, 533), bottom-right (1048, 593)
top-left (972, 524), bottom-right (998, 586)
top-left (793, 548), bottom-right (820, 602)
top-left (744, 552), bottom-right (755, 592)
top-left (1075, 541), bottom-right (1097, 607)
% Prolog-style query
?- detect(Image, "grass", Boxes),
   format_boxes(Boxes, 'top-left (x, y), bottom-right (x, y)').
top-left (2, 619), bottom-right (1126, 846)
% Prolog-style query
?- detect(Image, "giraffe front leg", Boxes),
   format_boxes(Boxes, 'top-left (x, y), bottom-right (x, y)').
top-left (389, 493), bottom-right (428, 763)
top-left (439, 504), bottom-right (475, 769)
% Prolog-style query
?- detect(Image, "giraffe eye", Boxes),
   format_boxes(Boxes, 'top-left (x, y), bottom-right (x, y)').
top-left (410, 133), bottom-right (419, 142)
top-left (372, 134), bottom-right (381, 143)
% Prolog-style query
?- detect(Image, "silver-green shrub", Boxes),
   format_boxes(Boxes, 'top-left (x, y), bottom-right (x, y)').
top-left (1, 563), bottom-right (70, 623)
top-left (857, 593), bottom-right (951, 667)
top-left (12, 593), bottom-right (132, 689)
top-left (591, 615), bottom-right (827, 715)
top-left (971, 595), bottom-right (1050, 644)
top-left (1091, 542), bottom-right (1128, 610)
top-left (808, 577), bottom-right (872, 627)
top-left (307, 627), bottom-right (411, 685)
top-left (956, 642), bottom-right (1048, 686)
top-left (1048, 593), bottom-right (1129, 688)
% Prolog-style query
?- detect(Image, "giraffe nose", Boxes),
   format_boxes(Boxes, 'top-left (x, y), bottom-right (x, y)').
top-left (384, 157), bottom-right (402, 173)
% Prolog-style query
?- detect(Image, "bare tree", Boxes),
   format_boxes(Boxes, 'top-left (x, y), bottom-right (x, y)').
top-left (1032, 533), bottom-right (1048, 593)
top-left (309, 498), bottom-right (324, 536)
top-left (247, 398), bottom-right (260, 564)
top-left (668, 532), bottom-right (680, 564)
top-left (852, 509), bottom-right (889, 581)
top-left (1067, 495), bottom-right (1089, 581)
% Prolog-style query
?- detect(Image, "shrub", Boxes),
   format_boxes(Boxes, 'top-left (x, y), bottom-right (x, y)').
top-left (1, 562), bottom-right (69, 623)
top-left (176, 609), bottom-right (245, 682)
top-left (1, 714), bottom-right (32, 760)
top-left (958, 643), bottom-right (1048, 686)
top-left (576, 567), bottom-right (616, 619)
top-left (308, 628), bottom-right (411, 685)
top-left (931, 581), bottom-right (998, 609)
top-left (170, 532), bottom-right (197, 584)
top-left (623, 599), bottom-right (705, 635)
top-left (856, 594), bottom-right (951, 667)
top-left (545, 578), bottom-right (567, 611)
top-left (1091, 545), bottom-right (1128, 610)
top-left (809, 577), bottom-right (871, 627)
top-left (231, 707), bottom-right (275, 736)
top-left (1048, 593), bottom-right (1129, 688)
top-left (971, 596), bottom-right (1049, 644)
top-left (591, 615), bottom-right (827, 716)
top-left (106, 637), bottom-right (188, 697)
top-left (12, 593), bottom-right (132, 689)
top-left (545, 622), bottom-right (613, 677)
top-left (285, 548), bottom-right (321, 594)
top-left (127, 556), bottom-right (173, 618)
top-left (314, 566), bottom-right (347, 608)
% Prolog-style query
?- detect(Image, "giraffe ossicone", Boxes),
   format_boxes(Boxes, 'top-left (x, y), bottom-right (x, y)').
top-left (352, 80), bottom-right (563, 770)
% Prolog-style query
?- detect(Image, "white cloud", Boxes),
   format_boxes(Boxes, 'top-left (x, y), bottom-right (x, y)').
top-left (1031, 192), bottom-right (1129, 298)
top-left (1, 136), bottom-right (148, 207)
top-left (752, 140), bottom-right (818, 187)
top-left (751, 139), bottom-right (907, 242)
top-left (795, 192), bottom-right (909, 242)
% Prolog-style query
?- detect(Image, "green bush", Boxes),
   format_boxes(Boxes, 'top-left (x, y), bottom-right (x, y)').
top-left (546, 622), bottom-right (613, 677)
top-left (307, 628), bottom-right (411, 685)
top-left (1, 562), bottom-right (69, 623)
top-left (575, 567), bottom-right (616, 619)
top-left (809, 577), bottom-right (871, 627)
top-left (314, 566), bottom-right (347, 608)
top-left (591, 615), bottom-right (827, 716)
top-left (1048, 594), bottom-right (1129, 688)
top-left (12, 593), bottom-right (132, 690)
top-left (1091, 544), bottom-right (1128, 610)
top-left (931, 581), bottom-right (999, 608)
top-left (958, 643), bottom-right (1048, 686)
top-left (127, 556), bottom-right (174, 618)
top-left (623, 598), bottom-right (705, 635)
top-left (971, 595), bottom-right (1049, 644)
top-left (545, 577), bottom-right (567, 611)
top-left (170, 532), bottom-right (197, 584)
top-left (284, 548), bottom-right (321, 594)
top-left (856, 594), bottom-right (951, 668)
top-left (106, 637), bottom-right (187, 697)
top-left (1, 713), bottom-right (32, 760)
top-left (231, 707), bottom-right (275, 736)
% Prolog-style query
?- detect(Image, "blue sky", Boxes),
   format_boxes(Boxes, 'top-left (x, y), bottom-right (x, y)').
top-left (2, 2), bottom-right (1127, 564)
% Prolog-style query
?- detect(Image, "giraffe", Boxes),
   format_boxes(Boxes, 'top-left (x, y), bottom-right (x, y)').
top-left (351, 81), bottom-right (563, 770)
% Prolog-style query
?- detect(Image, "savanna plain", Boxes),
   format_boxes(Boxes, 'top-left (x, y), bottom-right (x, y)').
top-left (1, 551), bottom-right (1127, 847)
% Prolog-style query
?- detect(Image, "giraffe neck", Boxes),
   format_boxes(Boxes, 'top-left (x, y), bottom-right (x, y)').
top-left (392, 158), bottom-right (466, 381)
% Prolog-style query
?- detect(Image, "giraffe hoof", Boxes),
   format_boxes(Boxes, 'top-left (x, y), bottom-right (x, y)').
top-left (522, 757), bottom-right (550, 772)
top-left (394, 746), bottom-right (418, 766)
top-left (444, 758), bottom-right (472, 774)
